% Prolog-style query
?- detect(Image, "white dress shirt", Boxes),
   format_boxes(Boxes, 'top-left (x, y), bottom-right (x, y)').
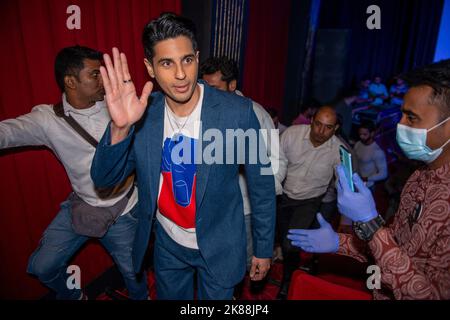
top-left (0, 94), bottom-right (137, 213)
top-left (235, 90), bottom-right (281, 215)
top-left (278, 125), bottom-right (343, 200)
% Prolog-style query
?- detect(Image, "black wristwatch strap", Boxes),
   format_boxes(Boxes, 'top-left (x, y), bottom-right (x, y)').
top-left (353, 215), bottom-right (385, 241)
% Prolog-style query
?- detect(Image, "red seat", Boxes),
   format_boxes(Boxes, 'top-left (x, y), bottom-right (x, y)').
top-left (287, 270), bottom-right (372, 300)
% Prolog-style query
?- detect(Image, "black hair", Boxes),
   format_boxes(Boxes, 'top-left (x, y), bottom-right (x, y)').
top-left (54, 45), bottom-right (103, 92)
top-left (401, 59), bottom-right (450, 118)
top-left (199, 56), bottom-right (239, 83)
top-left (359, 120), bottom-right (376, 133)
top-left (299, 99), bottom-right (320, 114)
top-left (266, 107), bottom-right (278, 119)
top-left (142, 12), bottom-right (198, 62)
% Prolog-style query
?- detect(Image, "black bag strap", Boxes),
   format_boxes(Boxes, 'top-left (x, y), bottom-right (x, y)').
top-left (53, 102), bottom-right (98, 148)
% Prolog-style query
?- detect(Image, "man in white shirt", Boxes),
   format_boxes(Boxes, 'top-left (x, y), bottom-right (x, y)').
top-left (0, 46), bottom-right (147, 299)
top-left (200, 56), bottom-right (282, 272)
top-left (276, 106), bottom-right (343, 298)
top-left (353, 121), bottom-right (388, 189)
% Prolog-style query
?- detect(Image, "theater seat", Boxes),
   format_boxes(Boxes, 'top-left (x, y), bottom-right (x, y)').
top-left (287, 270), bottom-right (372, 300)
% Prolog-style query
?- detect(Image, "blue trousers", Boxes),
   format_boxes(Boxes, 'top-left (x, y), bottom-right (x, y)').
top-left (27, 199), bottom-right (148, 300)
top-left (153, 222), bottom-right (234, 300)
top-left (244, 214), bottom-right (253, 271)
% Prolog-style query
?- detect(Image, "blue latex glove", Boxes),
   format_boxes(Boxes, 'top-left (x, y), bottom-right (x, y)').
top-left (287, 213), bottom-right (339, 253)
top-left (336, 164), bottom-right (378, 223)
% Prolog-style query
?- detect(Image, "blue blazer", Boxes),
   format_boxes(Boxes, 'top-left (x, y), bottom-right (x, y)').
top-left (91, 83), bottom-right (275, 287)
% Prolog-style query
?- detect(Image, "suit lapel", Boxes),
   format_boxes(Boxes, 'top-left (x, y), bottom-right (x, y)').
top-left (144, 85), bottom-right (220, 211)
top-left (196, 84), bottom-right (221, 209)
top-left (144, 95), bottom-right (164, 206)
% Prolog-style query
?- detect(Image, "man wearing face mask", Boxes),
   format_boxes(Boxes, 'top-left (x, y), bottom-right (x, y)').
top-left (287, 59), bottom-right (450, 300)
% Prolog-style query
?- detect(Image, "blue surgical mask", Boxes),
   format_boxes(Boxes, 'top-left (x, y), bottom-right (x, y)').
top-left (396, 117), bottom-right (450, 163)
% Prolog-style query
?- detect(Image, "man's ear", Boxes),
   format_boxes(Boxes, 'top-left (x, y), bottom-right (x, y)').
top-left (144, 59), bottom-right (155, 78)
top-left (228, 79), bottom-right (237, 92)
top-left (64, 75), bottom-right (77, 90)
top-left (334, 124), bottom-right (340, 132)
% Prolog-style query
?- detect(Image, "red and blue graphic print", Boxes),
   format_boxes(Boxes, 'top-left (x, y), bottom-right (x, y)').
top-left (158, 134), bottom-right (197, 229)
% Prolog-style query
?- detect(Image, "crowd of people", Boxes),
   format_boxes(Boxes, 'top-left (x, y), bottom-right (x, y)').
top-left (1, 12), bottom-right (449, 300)
top-left (356, 75), bottom-right (408, 107)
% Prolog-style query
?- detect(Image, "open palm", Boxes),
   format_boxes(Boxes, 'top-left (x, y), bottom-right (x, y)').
top-left (100, 47), bottom-right (153, 129)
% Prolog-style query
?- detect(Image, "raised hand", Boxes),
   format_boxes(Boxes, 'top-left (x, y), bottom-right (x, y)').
top-left (100, 48), bottom-right (153, 143)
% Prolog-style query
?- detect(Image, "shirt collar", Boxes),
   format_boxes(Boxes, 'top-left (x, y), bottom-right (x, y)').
top-left (62, 93), bottom-right (106, 117)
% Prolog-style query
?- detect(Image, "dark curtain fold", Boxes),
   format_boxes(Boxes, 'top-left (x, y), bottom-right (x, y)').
top-left (282, 0), bottom-right (317, 123)
top-left (319, 0), bottom-right (444, 88)
top-left (241, 0), bottom-right (291, 114)
top-left (0, 0), bottom-right (180, 299)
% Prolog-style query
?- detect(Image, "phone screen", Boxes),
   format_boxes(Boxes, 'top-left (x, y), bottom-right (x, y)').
top-left (339, 146), bottom-right (355, 192)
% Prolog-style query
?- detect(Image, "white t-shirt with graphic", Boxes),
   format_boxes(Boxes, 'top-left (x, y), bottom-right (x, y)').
top-left (156, 84), bottom-right (203, 249)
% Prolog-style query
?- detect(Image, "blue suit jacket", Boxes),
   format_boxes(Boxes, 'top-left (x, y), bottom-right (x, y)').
top-left (91, 83), bottom-right (276, 287)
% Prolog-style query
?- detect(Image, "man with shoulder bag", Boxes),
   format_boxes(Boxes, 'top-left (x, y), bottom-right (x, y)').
top-left (0, 46), bottom-right (148, 300)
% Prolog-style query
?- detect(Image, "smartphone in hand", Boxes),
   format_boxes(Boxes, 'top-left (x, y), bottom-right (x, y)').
top-left (339, 145), bottom-right (355, 192)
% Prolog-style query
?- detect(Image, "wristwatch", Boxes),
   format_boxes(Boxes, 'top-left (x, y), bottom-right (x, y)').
top-left (353, 215), bottom-right (385, 241)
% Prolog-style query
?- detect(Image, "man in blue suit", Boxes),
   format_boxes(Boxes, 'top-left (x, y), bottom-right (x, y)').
top-left (91, 13), bottom-right (276, 300)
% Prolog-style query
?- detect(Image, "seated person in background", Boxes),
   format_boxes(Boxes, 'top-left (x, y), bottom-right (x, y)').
top-left (287, 59), bottom-right (450, 299)
top-left (353, 121), bottom-right (388, 189)
top-left (333, 90), bottom-right (359, 143)
top-left (291, 100), bottom-right (319, 125)
top-left (356, 79), bottom-right (373, 104)
top-left (266, 107), bottom-right (288, 135)
top-left (390, 76), bottom-right (408, 106)
top-left (369, 76), bottom-right (389, 105)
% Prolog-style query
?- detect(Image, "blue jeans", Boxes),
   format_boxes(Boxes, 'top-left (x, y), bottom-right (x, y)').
top-left (153, 222), bottom-right (234, 300)
top-left (27, 199), bottom-right (148, 300)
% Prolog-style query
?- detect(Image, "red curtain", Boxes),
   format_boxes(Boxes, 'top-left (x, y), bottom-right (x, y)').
top-left (241, 0), bottom-right (291, 114)
top-left (0, 0), bottom-right (180, 299)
